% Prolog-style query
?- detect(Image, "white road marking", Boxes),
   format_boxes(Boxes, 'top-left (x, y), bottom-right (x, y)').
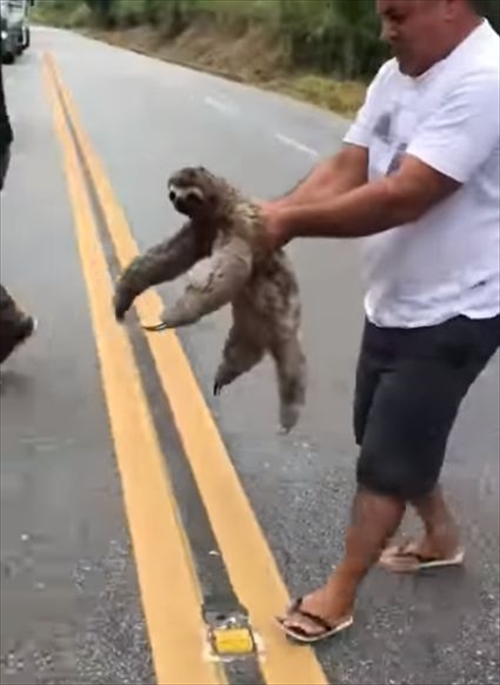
top-left (275, 133), bottom-right (319, 157)
top-left (204, 95), bottom-right (238, 117)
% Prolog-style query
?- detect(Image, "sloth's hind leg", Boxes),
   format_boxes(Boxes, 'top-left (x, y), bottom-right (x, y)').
top-left (213, 323), bottom-right (264, 395)
top-left (144, 238), bottom-right (252, 331)
top-left (271, 333), bottom-right (306, 433)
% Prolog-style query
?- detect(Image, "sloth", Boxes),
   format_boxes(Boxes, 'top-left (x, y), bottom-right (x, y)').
top-left (112, 166), bottom-right (306, 433)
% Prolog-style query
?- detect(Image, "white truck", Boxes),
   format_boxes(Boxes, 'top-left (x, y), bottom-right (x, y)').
top-left (1, 0), bottom-right (35, 64)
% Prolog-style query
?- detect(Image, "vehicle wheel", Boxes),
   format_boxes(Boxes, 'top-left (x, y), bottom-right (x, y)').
top-left (2, 51), bottom-right (15, 64)
top-left (23, 28), bottom-right (30, 50)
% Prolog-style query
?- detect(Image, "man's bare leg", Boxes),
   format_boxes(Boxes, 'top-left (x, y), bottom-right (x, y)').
top-left (278, 486), bottom-right (406, 637)
top-left (413, 484), bottom-right (461, 551)
top-left (379, 484), bottom-right (462, 572)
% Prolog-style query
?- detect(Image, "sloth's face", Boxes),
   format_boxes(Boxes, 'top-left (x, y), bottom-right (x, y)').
top-left (167, 166), bottom-right (220, 218)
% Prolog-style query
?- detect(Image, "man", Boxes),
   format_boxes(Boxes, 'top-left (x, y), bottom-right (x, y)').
top-left (0, 60), bottom-right (36, 366)
top-left (264, 0), bottom-right (500, 643)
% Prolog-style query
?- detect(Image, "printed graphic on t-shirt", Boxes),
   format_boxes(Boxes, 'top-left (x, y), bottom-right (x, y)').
top-left (386, 142), bottom-right (408, 175)
top-left (373, 111), bottom-right (393, 143)
top-left (372, 104), bottom-right (407, 175)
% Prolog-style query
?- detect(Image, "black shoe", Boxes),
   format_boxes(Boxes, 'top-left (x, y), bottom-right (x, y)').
top-left (0, 315), bottom-right (37, 365)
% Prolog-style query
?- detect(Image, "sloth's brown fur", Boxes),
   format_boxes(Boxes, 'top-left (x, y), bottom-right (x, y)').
top-left (113, 166), bottom-right (306, 433)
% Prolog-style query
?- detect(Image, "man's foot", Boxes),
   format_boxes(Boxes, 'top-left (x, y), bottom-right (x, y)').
top-left (274, 487), bottom-right (406, 644)
top-left (378, 536), bottom-right (465, 573)
top-left (275, 585), bottom-right (354, 643)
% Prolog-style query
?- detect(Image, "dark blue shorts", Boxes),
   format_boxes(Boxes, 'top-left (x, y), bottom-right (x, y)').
top-left (353, 313), bottom-right (500, 499)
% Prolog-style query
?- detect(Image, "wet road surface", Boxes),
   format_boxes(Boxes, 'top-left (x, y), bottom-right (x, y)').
top-left (1, 27), bottom-right (499, 685)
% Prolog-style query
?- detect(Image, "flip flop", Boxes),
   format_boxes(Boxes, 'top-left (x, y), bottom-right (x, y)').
top-left (275, 597), bottom-right (354, 644)
top-left (378, 540), bottom-right (465, 573)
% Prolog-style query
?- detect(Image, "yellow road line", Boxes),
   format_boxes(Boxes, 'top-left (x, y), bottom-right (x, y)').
top-left (42, 58), bottom-right (226, 685)
top-left (45, 52), bottom-right (329, 685)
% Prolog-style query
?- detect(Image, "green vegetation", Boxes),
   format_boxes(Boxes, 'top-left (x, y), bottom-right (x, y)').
top-left (33, 0), bottom-right (500, 117)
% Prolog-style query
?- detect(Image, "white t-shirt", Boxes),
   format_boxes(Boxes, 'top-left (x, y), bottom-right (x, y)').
top-left (343, 18), bottom-right (500, 328)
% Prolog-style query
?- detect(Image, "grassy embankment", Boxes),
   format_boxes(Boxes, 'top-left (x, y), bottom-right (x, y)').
top-left (32, 0), bottom-right (500, 118)
top-left (32, 0), bottom-right (393, 118)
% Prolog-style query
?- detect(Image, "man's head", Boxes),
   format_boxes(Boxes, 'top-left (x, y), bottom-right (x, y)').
top-left (376, 0), bottom-right (482, 77)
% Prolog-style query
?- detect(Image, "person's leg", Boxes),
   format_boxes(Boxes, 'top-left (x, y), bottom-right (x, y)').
top-left (378, 484), bottom-right (462, 572)
top-left (277, 319), bottom-right (406, 639)
top-left (412, 484), bottom-right (461, 554)
top-left (277, 315), bottom-right (500, 640)
top-left (0, 143), bottom-right (12, 191)
top-left (0, 283), bottom-right (36, 365)
top-left (308, 320), bottom-right (407, 614)
top-left (0, 146), bottom-right (37, 367)
top-left (276, 486), bottom-right (406, 641)
top-left (379, 314), bottom-right (500, 572)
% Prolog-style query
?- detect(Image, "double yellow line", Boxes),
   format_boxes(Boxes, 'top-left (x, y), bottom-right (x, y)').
top-left (43, 51), bottom-right (329, 685)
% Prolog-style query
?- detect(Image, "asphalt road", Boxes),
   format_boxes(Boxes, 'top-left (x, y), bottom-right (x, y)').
top-left (1, 27), bottom-right (499, 685)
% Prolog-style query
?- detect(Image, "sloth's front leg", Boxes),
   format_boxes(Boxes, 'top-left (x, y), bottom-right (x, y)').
top-left (143, 238), bottom-right (253, 331)
top-left (113, 222), bottom-right (208, 321)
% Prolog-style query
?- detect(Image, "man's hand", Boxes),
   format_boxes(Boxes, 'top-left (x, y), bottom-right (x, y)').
top-left (256, 143), bottom-right (369, 249)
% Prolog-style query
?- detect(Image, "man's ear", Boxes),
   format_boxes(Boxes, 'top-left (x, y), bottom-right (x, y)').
top-left (442, 0), bottom-right (463, 22)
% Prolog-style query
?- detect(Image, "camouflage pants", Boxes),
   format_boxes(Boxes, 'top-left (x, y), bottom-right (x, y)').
top-left (0, 145), bottom-right (32, 364)
top-left (0, 283), bottom-right (29, 364)
top-left (0, 283), bottom-right (25, 327)
top-left (0, 144), bottom-right (10, 191)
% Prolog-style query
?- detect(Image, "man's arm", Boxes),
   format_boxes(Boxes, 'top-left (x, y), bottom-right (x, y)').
top-left (272, 155), bottom-right (459, 240)
top-left (267, 70), bottom-right (500, 245)
top-left (266, 62), bottom-right (393, 212)
top-left (269, 143), bottom-right (369, 209)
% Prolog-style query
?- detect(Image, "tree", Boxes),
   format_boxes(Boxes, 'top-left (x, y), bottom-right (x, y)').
top-left (83, 0), bottom-right (115, 27)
